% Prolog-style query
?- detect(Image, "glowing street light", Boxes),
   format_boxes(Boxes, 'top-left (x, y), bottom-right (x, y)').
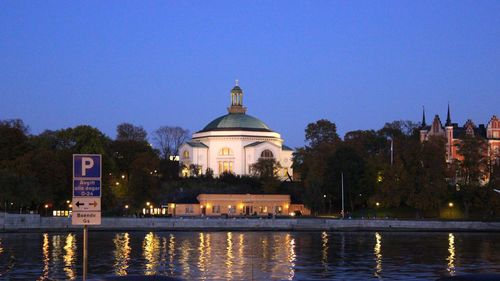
top-left (376, 202), bottom-right (380, 207)
top-left (448, 202), bottom-right (454, 207)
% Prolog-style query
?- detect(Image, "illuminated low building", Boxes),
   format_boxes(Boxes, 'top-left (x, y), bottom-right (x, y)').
top-left (167, 194), bottom-right (310, 217)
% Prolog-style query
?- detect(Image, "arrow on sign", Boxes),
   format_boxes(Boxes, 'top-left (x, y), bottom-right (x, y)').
top-left (76, 201), bottom-right (84, 207)
top-left (89, 201), bottom-right (98, 208)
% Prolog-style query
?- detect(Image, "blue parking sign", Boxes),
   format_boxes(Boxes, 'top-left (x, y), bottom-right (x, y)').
top-left (74, 155), bottom-right (101, 178)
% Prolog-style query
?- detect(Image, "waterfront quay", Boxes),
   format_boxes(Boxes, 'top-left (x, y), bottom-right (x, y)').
top-left (2, 213), bottom-right (499, 232)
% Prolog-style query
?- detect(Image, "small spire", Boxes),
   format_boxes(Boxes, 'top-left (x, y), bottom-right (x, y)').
top-left (235, 79), bottom-right (239, 86)
top-left (422, 106), bottom-right (426, 127)
top-left (446, 103), bottom-right (452, 126)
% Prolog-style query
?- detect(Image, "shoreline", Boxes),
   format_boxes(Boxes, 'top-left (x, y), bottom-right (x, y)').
top-left (1, 213), bottom-right (500, 233)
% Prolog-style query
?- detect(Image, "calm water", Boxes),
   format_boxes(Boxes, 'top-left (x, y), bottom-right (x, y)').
top-left (0, 231), bottom-right (499, 280)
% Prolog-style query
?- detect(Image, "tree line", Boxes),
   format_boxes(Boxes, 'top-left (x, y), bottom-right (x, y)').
top-left (0, 120), bottom-right (189, 215)
top-left (1, 118), bottom-right (499, 218)
top-left (294, 119), bottom-right (500, 219)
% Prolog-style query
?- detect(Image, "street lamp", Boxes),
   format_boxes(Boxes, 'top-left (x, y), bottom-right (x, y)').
top-left (44, 204), bottom-right (49, 216)
top-left (387, 137), bottom-right (393, 166)
top-left (448, 202), bottom-right (454, 207)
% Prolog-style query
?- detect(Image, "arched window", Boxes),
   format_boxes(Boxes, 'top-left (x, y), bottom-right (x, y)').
top-left (219, 147), bottom-right (232, 156)
top-left (182, 150), bottom-right (190, 159)
top-left (260, 149), bottom-right (274, 159)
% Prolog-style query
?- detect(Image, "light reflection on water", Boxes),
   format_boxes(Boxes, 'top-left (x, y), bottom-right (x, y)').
top-left (374, 232), bottom-right (382, 278)
top-left (447, 233), bottom-right (456, 276)
top-left (63, 233), bottom-right (76, 280)
top-left (0, 231), bottom-right (499, 280)
top-left (113, 233), bottom-right (131, 276)
top-left (143, 232), bottom-right (161, 276)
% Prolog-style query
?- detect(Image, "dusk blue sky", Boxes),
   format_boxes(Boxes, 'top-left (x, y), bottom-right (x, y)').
top-left (1, 1), bottom-right (499, 148)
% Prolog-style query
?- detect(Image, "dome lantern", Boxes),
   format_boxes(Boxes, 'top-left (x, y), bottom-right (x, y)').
top-left (228, 80), bottom-right (247, 114)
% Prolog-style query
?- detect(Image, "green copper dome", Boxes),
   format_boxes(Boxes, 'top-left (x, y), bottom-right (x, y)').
top-left (231, 85), bottom-right (242, 93)
top-left (199, 113), bottom-right (272, 132)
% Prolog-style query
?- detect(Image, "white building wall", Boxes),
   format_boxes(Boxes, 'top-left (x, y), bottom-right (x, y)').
top-left (182, 131), bottom-right (293, 178)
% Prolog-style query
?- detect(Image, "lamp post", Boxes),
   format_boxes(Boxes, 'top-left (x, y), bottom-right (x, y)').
top-left (44, 204), bottom-right (49, 216)
top-left (341, 172), bottom-right (344, 219)
top-left (388, 137), bottom-right (393, 166)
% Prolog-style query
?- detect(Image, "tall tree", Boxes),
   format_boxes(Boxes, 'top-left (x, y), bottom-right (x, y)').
top-left (294, 119), bottom-right (341, 214)
top-left (305, 119), bottom-right (341, 148)
top-left (152, 126), bottom-right (189, 159)
top-left (116, 123), bottom-right (148, 142)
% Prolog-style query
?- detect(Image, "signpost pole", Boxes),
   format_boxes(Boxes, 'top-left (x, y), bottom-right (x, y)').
top-left (83, 224), bottom-right (88, 281)
top-left (72, 154), bottom-right (101, 281)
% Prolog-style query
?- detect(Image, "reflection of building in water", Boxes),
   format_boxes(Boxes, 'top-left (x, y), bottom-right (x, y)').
top-left (113, 233), bottom-right (131, 276)
top-left (447, 233), bottom-right (455, 275)
top-left (168, 234), bottom-right (175, 275)
top-left (63, 234), bottom-right (76, 280)
top-left (169, 194), bottom-right (310, 217)
top-left (321, 231), bottom-right (328, 267)
top-left (374, 232), bottom-right (382, 277)
top-left (225, 232), bottom-right (234, 279)
top-left (40, 233), bottom-right (50, 280)
top-left (143, 232), bottom-right (161, 276)
top-left (287, 234), bottom-right (296, 280)
top-left (179, 239), bottom-right (193, 279)
top-left (197, 233), bottom-right (207, 278)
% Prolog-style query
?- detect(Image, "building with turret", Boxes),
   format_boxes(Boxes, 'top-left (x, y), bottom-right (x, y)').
top-left (179, 82), bottom-right (294, 178)
top-left (419, 105), bottom-right (500, 165)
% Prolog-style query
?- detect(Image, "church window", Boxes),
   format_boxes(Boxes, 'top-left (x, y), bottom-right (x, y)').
top-left (182, 150), bottom-right (189, 159)
top-left (494, 131), bottom-right (499, 138)
top-left (219, 147), bottom-right (232, 156)
top-left (260, 149), bottom-right (274, 159)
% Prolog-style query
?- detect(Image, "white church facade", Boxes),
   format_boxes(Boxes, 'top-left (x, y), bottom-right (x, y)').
top-left (179, 82), bottom-right (294, 178)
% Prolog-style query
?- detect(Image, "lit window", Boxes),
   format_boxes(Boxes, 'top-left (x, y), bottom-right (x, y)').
top-left (182, 150), bottom-right (190, 158)
top-left (260, 149), bottom-right (274, 159)
top-left (219, 161), bottom-right (234, 174)
top-left (212, 205), bottom-right (221, 214)
top-left (219, 147), bottom-right (232, 156)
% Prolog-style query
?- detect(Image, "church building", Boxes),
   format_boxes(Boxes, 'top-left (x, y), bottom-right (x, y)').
top-left (179, 82), bottom-right (294, 178)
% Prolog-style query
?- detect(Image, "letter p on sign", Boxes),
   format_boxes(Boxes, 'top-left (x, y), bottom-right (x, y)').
top-left (82, 157), bottom-right (94, 176)
top-left (74, 154), bottom-right (101, 178)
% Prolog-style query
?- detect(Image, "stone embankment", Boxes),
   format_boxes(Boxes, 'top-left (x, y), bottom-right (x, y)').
top-left (1, 213), bottom-right (499, 232)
